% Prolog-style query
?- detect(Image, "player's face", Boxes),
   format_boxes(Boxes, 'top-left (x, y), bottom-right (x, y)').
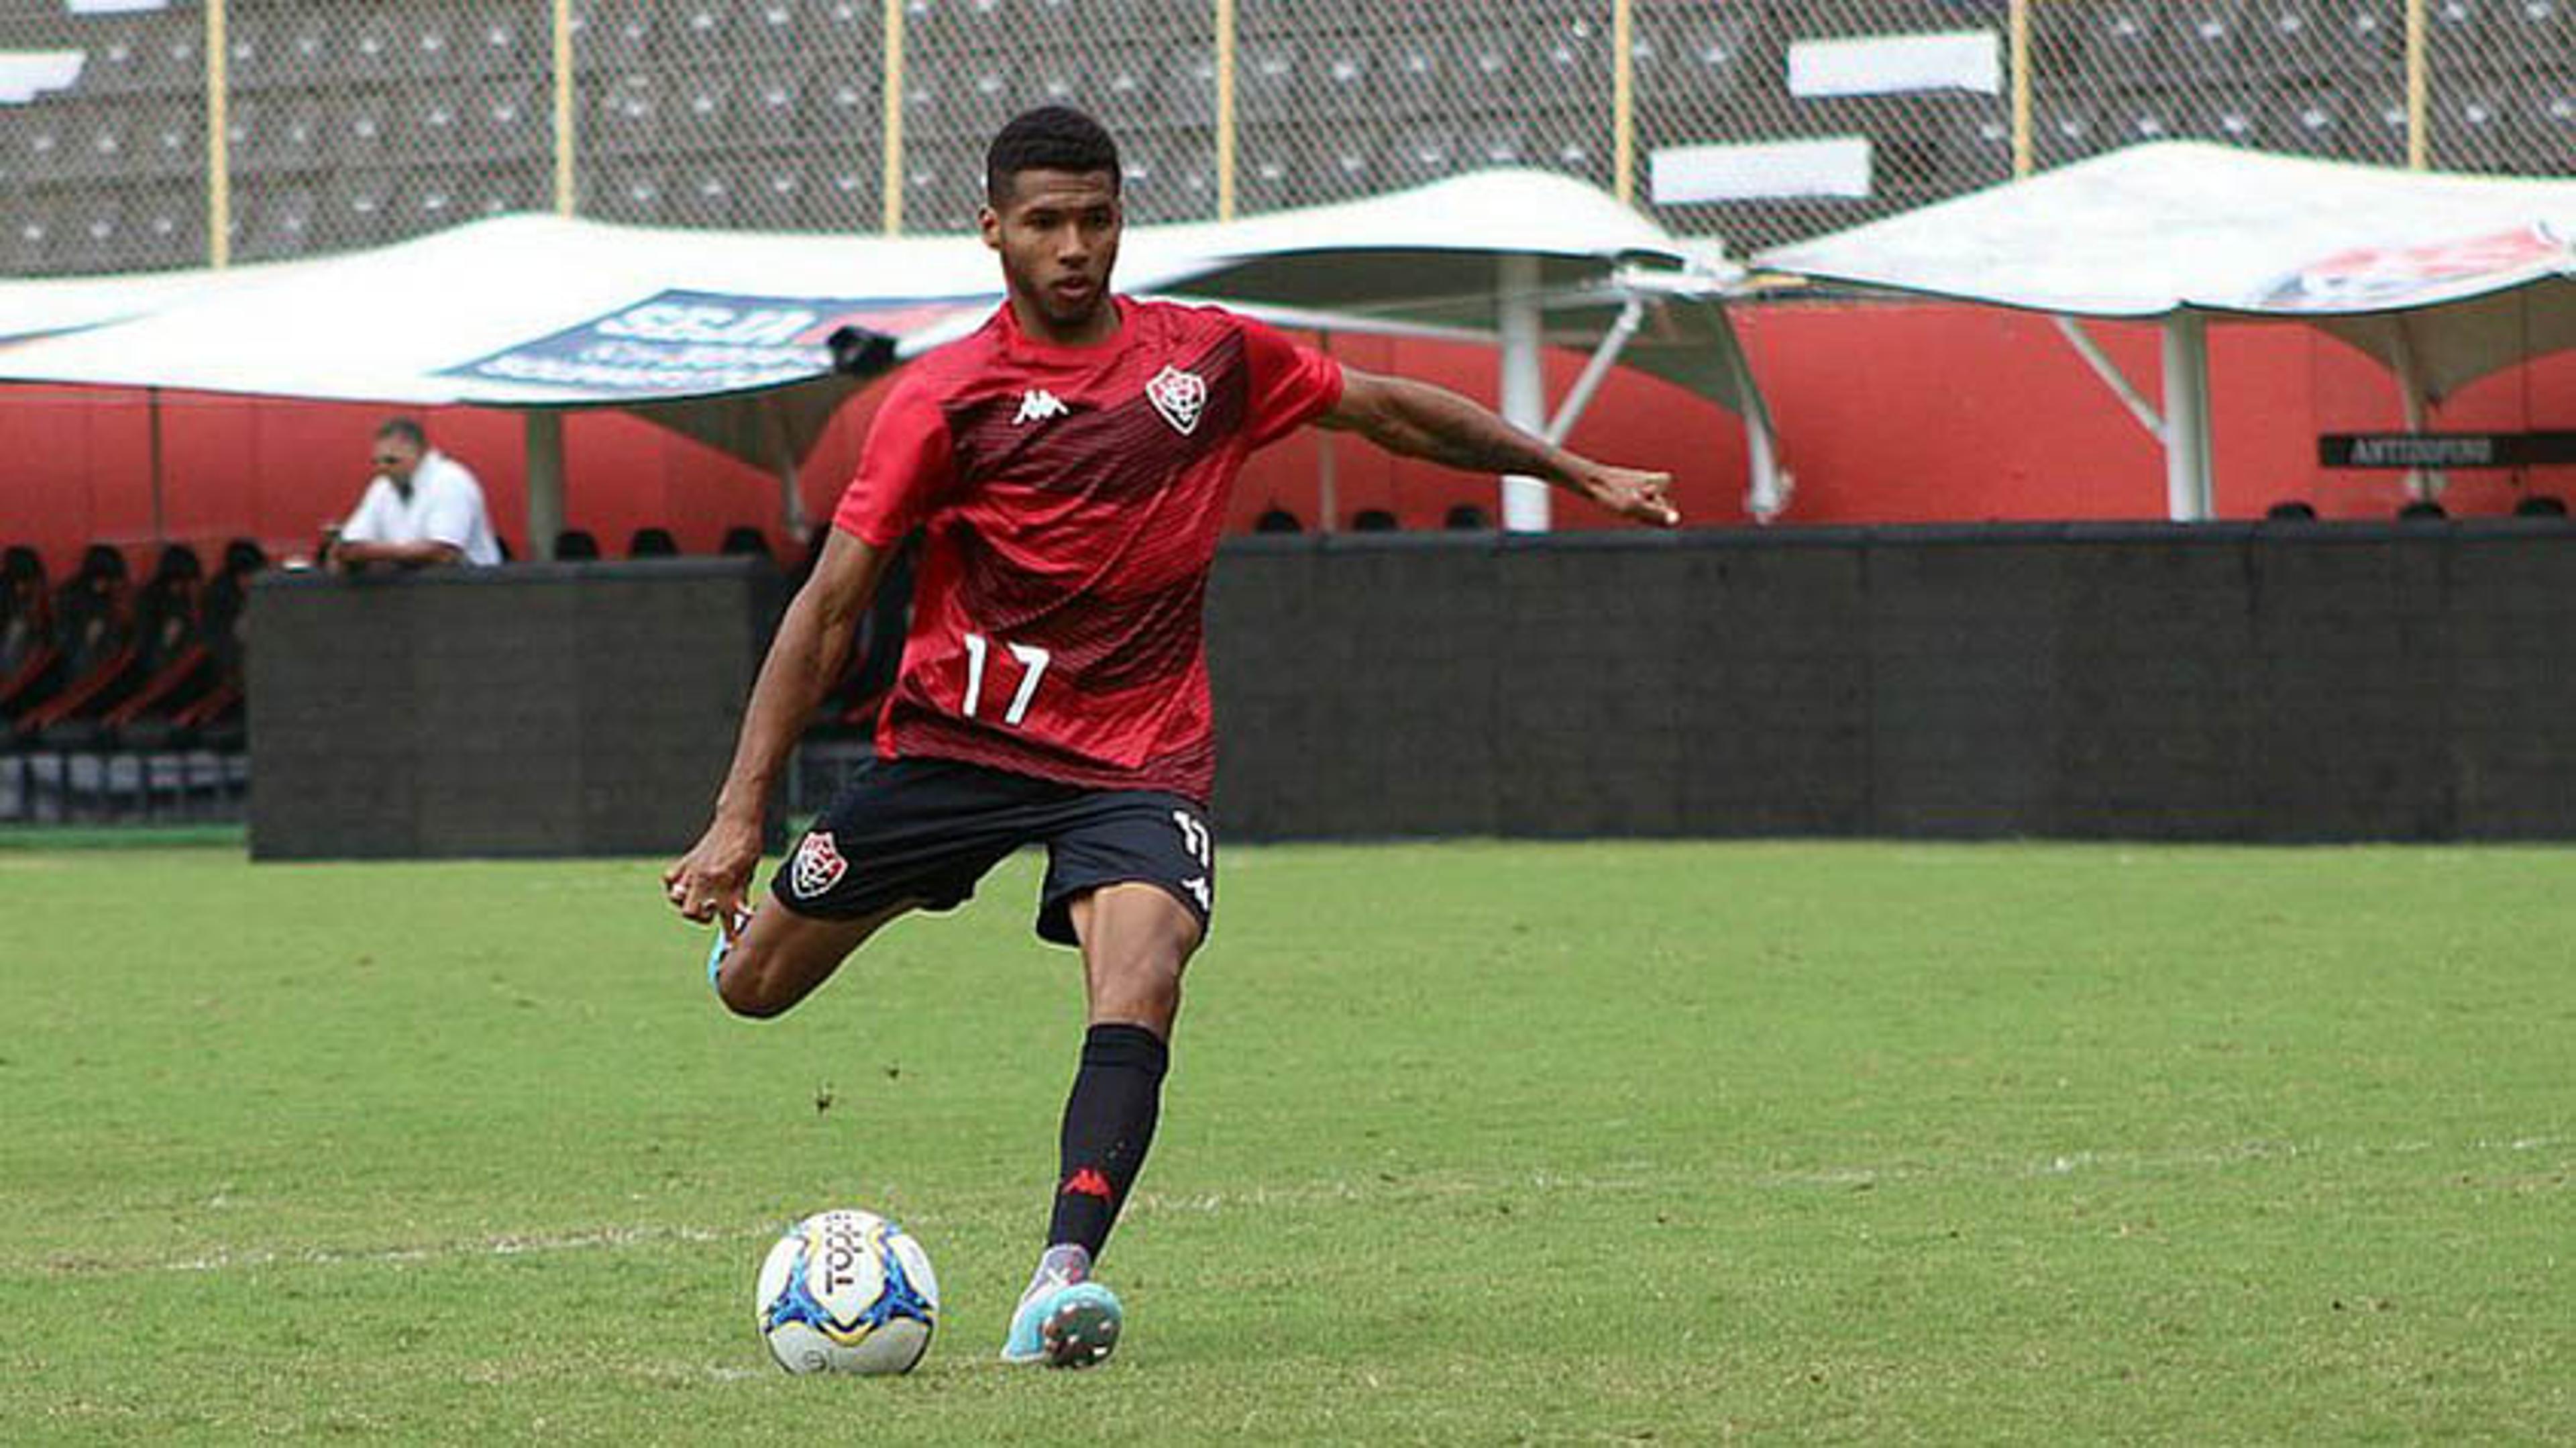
top-left (372, 436), bottom-right (421, 484)
top-left (981, 169), bottom-right (1122, 337)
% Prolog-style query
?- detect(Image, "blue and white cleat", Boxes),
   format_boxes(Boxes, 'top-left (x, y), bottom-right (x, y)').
top-left (1001, 1249), bottom-right (1123, 1368)
top-left (705, 907), bottom-right (753, 992)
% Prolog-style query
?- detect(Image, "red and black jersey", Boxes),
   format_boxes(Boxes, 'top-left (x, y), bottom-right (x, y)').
top-left (833, 297), bottom-right (1344, 805)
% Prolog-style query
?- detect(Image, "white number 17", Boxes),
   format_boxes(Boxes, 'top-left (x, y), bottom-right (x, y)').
top-left (961, 631), bottom-right (1052, 726)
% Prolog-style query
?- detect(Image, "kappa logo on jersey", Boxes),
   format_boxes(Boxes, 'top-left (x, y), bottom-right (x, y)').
top-left (1013, 388), bottom-right (1069, 426)
top-left (788, 830), bottom-right (847, 899)
top-left (1144, 364), bottom-right (1207, 435)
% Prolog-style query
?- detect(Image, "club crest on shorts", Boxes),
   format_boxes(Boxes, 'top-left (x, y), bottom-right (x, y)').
top-left (789, 830), bottom-right (847, 900)
top-left (1145, 364), bottom-right (1207, 435)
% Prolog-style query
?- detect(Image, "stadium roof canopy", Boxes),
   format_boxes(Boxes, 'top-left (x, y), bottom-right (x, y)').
top-left (0, 169), bottom-right (1764, 541)
top-left (1758, 142), bottom-right (2576, 519)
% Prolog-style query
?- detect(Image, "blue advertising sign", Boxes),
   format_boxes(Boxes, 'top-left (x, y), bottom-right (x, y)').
top-left (439, 289), bottom-right (985, 395)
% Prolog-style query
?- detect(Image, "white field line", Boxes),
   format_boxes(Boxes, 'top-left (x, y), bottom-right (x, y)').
top-left (39, 1223), bottom-right (739, 1280)
top-left (34, 1133), bottom-right (2565, 1279)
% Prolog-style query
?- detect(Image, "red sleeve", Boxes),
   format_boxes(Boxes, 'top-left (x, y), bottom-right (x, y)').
top-left (833, 375), bottom-right (957, 546)
top-left (1236, 314), bottom-right (1345, 449)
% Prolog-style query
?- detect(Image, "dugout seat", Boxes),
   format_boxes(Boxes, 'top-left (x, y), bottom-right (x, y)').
top-left (1350, 508), bottom-right (1401, 533)
top-left (2265, 500), bottom-right (2318, 520)
top-left (0, 547), bottom-right (56, 727)
top-left (553, 529), bottom-right (601, 560)
top-left (154, 540), bottom-right (265, 751)
top-left (8, 545), bottom-right (136, 743)
top-left (627, 526), bottom-right (680, 558)
top-left (2513, 495), bottom-right (2567, 517)
top-left (1252, 507), bottom-right (1303, 534)
top-left (98, 545), bottom-right (221, 747)
top-left (720, 526), bottom-right (775, 562)
top-left (1444, 503), bottom-right (1491, 530)
top-left (2397, 499), bottom-right (2448, 520)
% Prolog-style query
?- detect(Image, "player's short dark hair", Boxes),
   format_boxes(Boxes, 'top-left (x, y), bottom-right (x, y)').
top-left (376, 417), bottom-right (428, 450)
top-left (985, 106), bottom-right (1120, 207)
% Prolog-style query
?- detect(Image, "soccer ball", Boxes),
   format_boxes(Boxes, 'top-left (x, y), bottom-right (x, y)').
top-left (754, 1208), bottom-right (941, 1375)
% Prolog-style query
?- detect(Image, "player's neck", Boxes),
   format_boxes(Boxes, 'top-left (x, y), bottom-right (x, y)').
top-left (1006, 291), bottom-right (1122, 351)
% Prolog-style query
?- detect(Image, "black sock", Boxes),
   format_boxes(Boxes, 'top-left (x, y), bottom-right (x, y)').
top-left (1047, 1022), bottom-right (1169, 1261)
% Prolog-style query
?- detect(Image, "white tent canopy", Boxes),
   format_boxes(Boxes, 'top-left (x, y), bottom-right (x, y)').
top-left (0, 169), bottom-right (1762, 544)
top-left (1759, 142), bottom-right (2576, 519)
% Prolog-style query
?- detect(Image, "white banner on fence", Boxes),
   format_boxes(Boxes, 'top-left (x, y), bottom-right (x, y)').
top-left (1788, 31), bottom-right (2002, 99)
top-left (1653, 137), bottom-right (1874, 204)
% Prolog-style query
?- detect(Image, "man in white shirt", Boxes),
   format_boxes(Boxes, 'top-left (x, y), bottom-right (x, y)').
top-left (328, 418), bottom-right (503, 569)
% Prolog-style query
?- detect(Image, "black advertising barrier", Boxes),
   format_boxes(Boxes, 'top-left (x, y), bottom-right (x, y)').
top-left (1204, 521), bottom-right (2576, 843)
top-left (248, 558), bottom-right (783, 859)
top-left (246, 524), bottom-right (2573, 857)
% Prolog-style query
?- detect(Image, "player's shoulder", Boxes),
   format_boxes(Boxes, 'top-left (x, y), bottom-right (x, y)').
top-left (889, 309), bottom-right (1014, 399)
top-left (1125, 297), bottom-right (1264, 342)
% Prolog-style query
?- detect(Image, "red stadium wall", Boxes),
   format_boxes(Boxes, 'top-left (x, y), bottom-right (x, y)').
top-left (7, 300), bottom-right (2573, 576)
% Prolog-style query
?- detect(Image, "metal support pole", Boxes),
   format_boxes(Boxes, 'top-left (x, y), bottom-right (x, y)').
top-left (2405, 0), bottom-right (2430, 170)
top-left (881, 0), bottom-right (907, 234)
top-left (1611, 0), bottom-right (1635, 205)
top-left (552, 0), bottom-right (575, 215)
top-left (2387, 315), bottom-right (2446, 501)
top-left (2008, 0), bottom-right (2033, 177)
top-left (1544, 299), bottom-right (1645, 445)
top-left (148, 388), bottom-right (166, 543)
top-left (525, 411), bottom-right (566, 561)
top-left (2159, 313), bottom-right (2216, 522)
top-left (204, 0), bottom-right (230, 267)
top-left (1497, 254), bottom-right (1550, 532)
top-left (1215, 0), bottom-right (1238, 221)
top-left (2053, 315), bottom-right (2165, 439)
top-left (1709, 305), bottom-right (1788, 523)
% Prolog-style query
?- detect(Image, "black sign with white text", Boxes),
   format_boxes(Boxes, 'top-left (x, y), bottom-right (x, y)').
top-left (2319, 433), bottom-right (2576, 469)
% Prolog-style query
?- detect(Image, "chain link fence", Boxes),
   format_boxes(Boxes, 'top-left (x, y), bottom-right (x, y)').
top-left (2, 1), bottom-right (2571, 278)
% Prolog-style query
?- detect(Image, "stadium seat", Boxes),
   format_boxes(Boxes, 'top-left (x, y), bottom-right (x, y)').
top-left (627, 527), bottom-right (680, 558)
top-left (2265, 500), bottom-right (2319, 519)
top-left (720, 526), bottom-right (775, 561)
top-left (77, 10), bottom-right (205, 95)
top-left (2397, 499), bottom-right (2449, 519)
top-left (1350, 508), bottom-right (1401, 532)
top-left (1444, 503), bottom-right (1492, 530)
top-left (553, 529), bottom-right (601, 560)
top-left (2512, 494), bottom-right (2567, 517)
top-left (1252, 507), bottom-right (1303, 534)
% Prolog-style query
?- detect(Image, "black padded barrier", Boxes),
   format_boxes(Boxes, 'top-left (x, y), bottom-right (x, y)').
top-left (248, 558), bottom-right (782, 859)
top-left (1203, 521), bottom-right (2576, 843)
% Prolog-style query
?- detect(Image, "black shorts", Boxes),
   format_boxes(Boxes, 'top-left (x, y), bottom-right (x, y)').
top-left (769, 756), bottom-right (1215, 947)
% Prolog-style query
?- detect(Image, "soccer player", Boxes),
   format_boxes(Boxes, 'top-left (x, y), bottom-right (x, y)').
top-left (663, 106), bottom-right (1678, 1369)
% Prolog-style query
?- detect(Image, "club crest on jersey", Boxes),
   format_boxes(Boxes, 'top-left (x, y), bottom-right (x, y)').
top-left (1145, 364), bottom-right (1207, 435)
top-left (788, 830), bottom-right (847, 900)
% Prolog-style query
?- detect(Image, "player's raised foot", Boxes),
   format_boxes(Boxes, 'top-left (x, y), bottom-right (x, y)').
top-left (704, 907), bottom-right (753, 992)
top-left (1001, 1245), bottom-right (1123, 1368)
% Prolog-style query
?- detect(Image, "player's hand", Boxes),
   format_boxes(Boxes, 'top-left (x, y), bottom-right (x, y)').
top-left (663, 815), bottom-right (761, 931)
top-left (1576, 464), bottom-right (1680, 527)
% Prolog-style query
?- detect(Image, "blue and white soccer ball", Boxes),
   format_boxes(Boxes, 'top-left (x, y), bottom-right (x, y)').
top-left (755, 1208), bottom-right (941, 1376)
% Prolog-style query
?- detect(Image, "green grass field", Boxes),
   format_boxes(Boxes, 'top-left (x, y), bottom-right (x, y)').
top-left (3, 839), bottom-right (2570, 1443)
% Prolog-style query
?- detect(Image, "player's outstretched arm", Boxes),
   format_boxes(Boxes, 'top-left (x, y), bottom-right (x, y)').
top-left (1315, 366), bottom-right (1680, 527)
top-left (663, 527), bottom-right (893, 927)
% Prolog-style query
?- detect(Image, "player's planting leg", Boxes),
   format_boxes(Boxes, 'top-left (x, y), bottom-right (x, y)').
top-left (1003, 881), bottom-right (1199, 1367)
